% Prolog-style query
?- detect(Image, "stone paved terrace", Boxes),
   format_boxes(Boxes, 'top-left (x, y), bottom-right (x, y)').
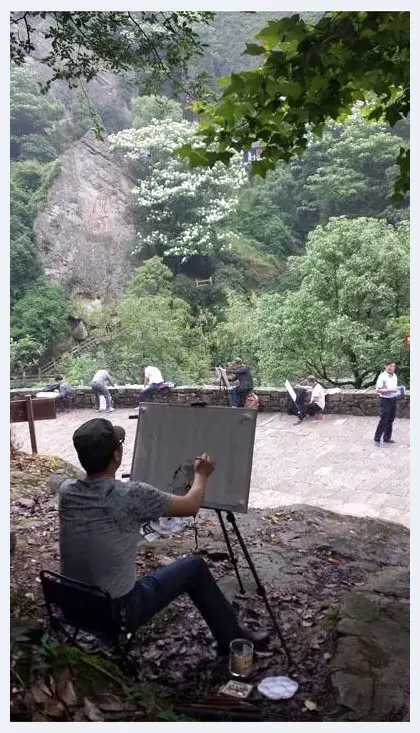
top-left (11, 408), bottom-right (410, 527)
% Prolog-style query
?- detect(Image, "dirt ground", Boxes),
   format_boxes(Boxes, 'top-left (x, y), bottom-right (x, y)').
top-left (10, 449), bottom-right (409, 722)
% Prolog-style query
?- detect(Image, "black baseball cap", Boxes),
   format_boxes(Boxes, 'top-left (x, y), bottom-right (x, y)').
top-left (73, 418), bottom-right (125, 467)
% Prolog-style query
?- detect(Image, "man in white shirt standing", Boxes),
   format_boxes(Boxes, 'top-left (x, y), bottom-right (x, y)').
top-left (374, 361), bottom-right (399, 445)
top-left (139, 364), bottom-right (164, 403)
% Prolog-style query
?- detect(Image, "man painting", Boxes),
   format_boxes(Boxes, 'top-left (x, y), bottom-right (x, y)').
top-left (295, 376), bottom-right (325, 422)
top-left (58, 418), bottom-right (269, 655)
top-left (139, 365), bottom-right (164, 403)
top-left (91, 369), bottom-right (115, 413)
top-left (229, 359), bottom-right (254, 408)
top-left (374, 361), bottom-right (400, 445)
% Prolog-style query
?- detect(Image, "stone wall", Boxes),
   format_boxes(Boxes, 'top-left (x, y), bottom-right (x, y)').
top-left (10, 385), bottom-right (410, 418)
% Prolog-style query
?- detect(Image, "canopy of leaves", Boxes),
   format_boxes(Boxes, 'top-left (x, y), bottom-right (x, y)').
top-left (10, 336), bottom-right (43, 374)
top-left (132, 95), bottom-right (183, 128)
top-left (10, 64), bottom-right (64, 161)
top-left (250, 217), bottom-right (409, 388)
top-left (10, 160), bottom-right (60, 306)
top-left (10, 283), bottom-right (70, 359)
top-left (231, 114), bottom-right (408, 262)
top-left (180, 12), bottom-right (409, 198)
top-left (103, 259), bottom-right (210, 384)
top-left (10, 11), bottom-right (214, 99)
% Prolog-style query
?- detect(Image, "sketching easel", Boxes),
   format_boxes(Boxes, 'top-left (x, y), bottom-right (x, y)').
top-left (124, 402), bottom-right (293, 666)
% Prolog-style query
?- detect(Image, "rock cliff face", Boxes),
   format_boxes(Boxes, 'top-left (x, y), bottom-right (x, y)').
top-left (34, 132), bottom-right (137, 302)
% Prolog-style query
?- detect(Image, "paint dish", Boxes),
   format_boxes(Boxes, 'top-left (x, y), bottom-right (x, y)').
top-left (257, 676), bottom-right (299, 700)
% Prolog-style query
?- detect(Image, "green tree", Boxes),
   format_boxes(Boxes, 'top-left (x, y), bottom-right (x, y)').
top-left (10, 336), bottom-right (43, 375)
top-left (10, 234), bottom-right (43, 303)
top-left (10, 64), bottom-right (64, 161)
top-left (11, 282), bottom-right (70, 358)
top-left (132, 95), bottom-right (183, 128)
top-left (231, 115), bottom-right (407, 262)
top-left (304, 116), bottom-right (405, 222)
top-left (213, 290), bottom-right (260, 379)
top-left (10, 160), bottom-right (60, 304)
top-left (232, 164), bottom-right (303, 259)
top-left (103, 261), bottom-right (210, 383)
top-left (252, 217), bottom-right (409, 388)
top-left (10, 11), bottom-right (214, 99)
top-left (57, 353), bottom-right (105, 386)
top-left (126, 256), bottom-right (173, 297)
top-left (181, 12), bottom-right (409, 197)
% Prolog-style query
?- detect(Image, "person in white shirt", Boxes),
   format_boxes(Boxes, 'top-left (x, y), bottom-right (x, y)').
top-left (374, 361), bottom-right (399, 444)
top-left (295, 375), bottom-right (325, 422)
top-left (91, 369), bottom-right (115, 412)
top-left (139, 365), bottom-right (164, 403)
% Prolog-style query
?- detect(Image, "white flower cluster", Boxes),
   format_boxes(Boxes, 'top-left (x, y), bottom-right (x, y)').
top-left (109, 118), bottom-right (248, 259)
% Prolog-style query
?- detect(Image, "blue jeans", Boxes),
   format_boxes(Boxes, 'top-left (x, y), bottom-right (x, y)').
top-left (374, 397), bottom-right (397, 442)
top-left (229, 386), bottom-right (249, 407)
top-left (115, 556), bottom-right (243, 649)
top-left (139, 383), bottom-right (162, 403)
top-left (91, 382), bottom-right (111, 410)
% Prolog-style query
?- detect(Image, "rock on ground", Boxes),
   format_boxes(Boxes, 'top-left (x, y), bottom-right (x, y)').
top-left (330, 567), bottom-right (409, 722)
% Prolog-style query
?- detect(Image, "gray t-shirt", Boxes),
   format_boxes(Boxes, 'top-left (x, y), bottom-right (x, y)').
top-left (91, 370), bottom-right (113, 387)
top-left (58, 477), bottom-right (171, 598)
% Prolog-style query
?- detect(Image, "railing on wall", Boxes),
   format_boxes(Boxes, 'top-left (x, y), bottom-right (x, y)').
top-left (10, 334), bottom-right (100, 388)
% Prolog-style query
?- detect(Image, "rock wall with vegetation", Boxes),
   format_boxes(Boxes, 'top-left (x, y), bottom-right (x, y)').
top-left (10, 11), bottom-right (410, 398)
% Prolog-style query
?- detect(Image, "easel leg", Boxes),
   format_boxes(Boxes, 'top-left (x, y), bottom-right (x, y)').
top-left (215, 510), bottom-right (245, 594)
top-left (225, 512), bottom-right (293, 666)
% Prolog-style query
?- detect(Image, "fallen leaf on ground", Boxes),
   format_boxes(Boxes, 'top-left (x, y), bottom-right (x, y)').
top-left (83, 698), bottom-right (104, 721)
top-left (32, 713), bottom-right (47, 721)
top-left (30, 681), bottom-right (51, 704)
top-left (327, 555), bottom-right (344, 565)
top-left (304, 700), bottom-right (318, 711)
top-left (44, 699), bottom-right (65, 718)
top-left (57, 678), bottom-right (78, 707)
top-left (73, 709), bottom-right (87, 722)
top-left (97, 693), bottom-right (126, 712)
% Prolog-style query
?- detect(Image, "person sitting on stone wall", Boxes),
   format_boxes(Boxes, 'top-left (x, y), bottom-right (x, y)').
top-left (139, 364), bottom-right (164, 403)
top-left (58, 418), bottom-right (269, 655)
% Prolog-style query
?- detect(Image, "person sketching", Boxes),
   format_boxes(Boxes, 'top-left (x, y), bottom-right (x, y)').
top-left (228, 358), bottom-right (254, 408)
top-left (295, 375), bottom-right (325, 422)
top-left (59, 418), bottom-right (270, 656)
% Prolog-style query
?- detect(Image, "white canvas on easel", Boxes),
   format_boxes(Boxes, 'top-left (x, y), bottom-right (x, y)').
top-left (284, 380), bottom-right (297, 402)
top-left (130, 403), bottom-right (258, 513)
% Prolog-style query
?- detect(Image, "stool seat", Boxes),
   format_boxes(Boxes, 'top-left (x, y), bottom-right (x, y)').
top-left (40, 570), bottom-right (136, 660)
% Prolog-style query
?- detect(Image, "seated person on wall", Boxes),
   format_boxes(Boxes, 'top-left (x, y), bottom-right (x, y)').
top-left (295, 375), bottom-right (325, 422)
top-left (228, 358), bottom-right (254, 408)
top-left (139, 364), bottom-right (164, 403)
top-left (54, 375), bottom-right (72, 410)
top-left (58, 418), bottom-right (269, 654)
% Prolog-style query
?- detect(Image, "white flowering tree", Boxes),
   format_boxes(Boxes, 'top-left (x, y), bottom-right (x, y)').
top-left (109, 111), bottom-right (248, 261)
